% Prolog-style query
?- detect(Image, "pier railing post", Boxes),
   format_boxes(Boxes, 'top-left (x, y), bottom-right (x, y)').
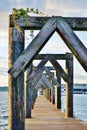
top-left (65, 55), bottom-right (73, 117)
top-left (8, 26), bottom-right (25, 130)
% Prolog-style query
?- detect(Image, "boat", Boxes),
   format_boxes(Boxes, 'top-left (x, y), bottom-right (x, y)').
top-left (61, 84), bottom-right (87, 94)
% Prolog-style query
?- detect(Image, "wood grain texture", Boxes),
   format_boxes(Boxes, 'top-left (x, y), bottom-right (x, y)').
top-left (8, 17), bottom-right (56, 78)
top-left (44, 67), bottom-right (60, 87)
top-left (57, 17), bottom-right (87, 72)
top-left (56, 73), bottom-right (61, 109)
top-left (8, 27), bottom-right (25, 130)
top-left (26, 65), bottom-right (32, 118)
top-left (42, 74), bottom-right (53, 89)
top-left (27, 57), bottom-right (49, 82)
top-left (66, 59), bottom-right (73, 117)
top-left (10, 15), bottom-right (87, 30)
top-left (49, 56), bottom-right (70, 82)
top-left (35, 53), bottom-right (73, 60)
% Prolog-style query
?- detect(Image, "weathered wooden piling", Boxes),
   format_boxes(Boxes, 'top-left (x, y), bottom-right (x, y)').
top-left (8, 26), bottom-right (25, 130)
top-left (65, 55), bottom-right (73, 117)
top-left (51, 86), bottom-right (55, 104)
top-left (26, 65), bottom-right (32, 118)
top-left (55, 73), bottom-right (61, 109)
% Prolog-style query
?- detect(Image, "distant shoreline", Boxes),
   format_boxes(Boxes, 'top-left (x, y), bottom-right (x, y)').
top-left (0, 87), bottom-right (8, 91)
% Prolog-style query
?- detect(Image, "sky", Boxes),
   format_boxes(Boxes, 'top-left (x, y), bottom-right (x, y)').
top-left (0, 0), bottom-right (87, 86)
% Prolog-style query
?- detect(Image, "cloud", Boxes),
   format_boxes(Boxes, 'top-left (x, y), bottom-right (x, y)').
top-left (0, 30), bottom-right (8, 57)
top-left (44, 0), bottom-right (87, 16)
top-left (0, 57), bottom-right (8, 86)
top-left (0, 13), bottom-right (9, 31)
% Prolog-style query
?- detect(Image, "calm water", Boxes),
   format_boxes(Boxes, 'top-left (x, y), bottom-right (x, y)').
top-left (0, 92), bottom-right (8, 130)
top-left (62, 94), bottom-right (87, 122)
top-left (0, 91), bottom-right (87, 130)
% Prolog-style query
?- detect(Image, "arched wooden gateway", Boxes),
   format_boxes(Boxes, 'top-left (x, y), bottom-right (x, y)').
top-left (8, 15), bottom-right (87, 130)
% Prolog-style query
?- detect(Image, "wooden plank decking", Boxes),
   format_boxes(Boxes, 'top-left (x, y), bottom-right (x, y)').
top-left (25, 95), bottom-right (87, 130)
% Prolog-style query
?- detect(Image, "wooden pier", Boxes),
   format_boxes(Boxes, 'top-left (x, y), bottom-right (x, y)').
top-left (25, 95), bottom-right (87, 130)
top-left (8, 15), bottom-right (87, 130)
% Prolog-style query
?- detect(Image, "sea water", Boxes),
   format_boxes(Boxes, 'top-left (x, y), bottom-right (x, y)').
top-left (0, 91), bottom-right (87, 130)
top-left (62, 94), bottom-right (87, 122)
top-left (0, 92), bottom-right (8, 130)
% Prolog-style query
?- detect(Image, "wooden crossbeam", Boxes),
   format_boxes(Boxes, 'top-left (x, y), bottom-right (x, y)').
top-left (56, 17), bottom-right (87, 72)
top-left (8, 17), bottom-right (87, 78)
top-left (44, 67), bottom-right (60, 87)
top-left (43, 66), bottom-right (55, 70)
top-left (35, 79), bottom-right (45, 89)
top-left (27, 56), bottom-right (49, 82)
top-left (8, 17), bottom-right (56, 78)
top-left (10, 15), bottom-right (87, 30)
top-left (33, 66), bottom-right (55, 70)
top-left (42, 74), bottom-right (53, 89)
top-left (49, 56), bottom-right (70, 82)
top-left (27, 69), bottom-right (43, 84)
top-left (35, 53), bottom-right (72, 60)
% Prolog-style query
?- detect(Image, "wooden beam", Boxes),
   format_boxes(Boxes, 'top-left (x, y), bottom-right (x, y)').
top-left (49, 56), bottom-right (70, 82)
top-left (33, 66), bottom-right (55, 70)
top-left (10, 15), bottom-right (87, 30)
top-left (26, 64), bottom-right (32, 118)
top-left (35, 53), bottom-right (73, 60)
top-left (56, 73), bottom-right (61, 109)
top-left (35, 80), bottom-right (44, 89)
top-left (57, 17), bottom-right (87, 72)
top-left (8, 27), bottom-right (25, 130)
top-left (36, 55), bottom-right (49, 70)
top-left (35, 77), bottom-right (52, 89)
top-left (65, 58), bottom-right (73, 117)
top-left (42, 74), bottom-right (53, 89)
top-left (8, 17), bottom-right (56, 78)
top-left (27, 69), bottom-right (43, 85)
top-left (27, 57), bottom-right (49, 82)
top-left (44, 67), bottom-right (60, 87)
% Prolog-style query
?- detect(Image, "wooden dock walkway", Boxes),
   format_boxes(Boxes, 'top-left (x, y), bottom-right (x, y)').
top-left (25, 95), bottom-right (87, 130)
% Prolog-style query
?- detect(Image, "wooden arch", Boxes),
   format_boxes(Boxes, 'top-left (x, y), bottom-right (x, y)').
top-left (8, 15), bottom-right (87, 130)
top-left (8, 16), bottom-right (87, 78)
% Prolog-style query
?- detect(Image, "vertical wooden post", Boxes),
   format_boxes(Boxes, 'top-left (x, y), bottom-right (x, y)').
top-left (33, 88), bottom-right (37, 103)
top-left (65, 56), bottom-right (73, 117)
top-left (47, 88), bottom-right (50, 101)
top-left (45, 88), bottom-right (48, 99)
top-left (51, 86), bottom-right (55, 104)
top-left (31, 86), bottom-right (35, 109)
top-left (56, 72), bottom-right (61, 109)
top-left (46, 88), bottom-right (49, 100)
top-left (49, 89), bottom-right (51, 102)
top-left (43, 89), bottom-right (46, 98)
top-left (26, 65), bottom-right (32, 118)
top-left (8, 26), bottom-right (24, 130)
top-left (51, 72), bottom-right (55, 104)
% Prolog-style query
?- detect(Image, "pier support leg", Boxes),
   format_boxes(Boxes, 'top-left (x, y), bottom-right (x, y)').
top-left (26, 65), bottom-right (32, 118)
top-left (51, 86), bottom-right (55, 104)
top-left (31, 86), bottom-right (35, 109)
top-left (65, 56), bottom-right (73, 117)
top-left (8, 27), bottom-right (25, 130)
top-left (46, 88), bottom-right (50, 101)
top-left (55, 73), bottom-right (61, 109)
